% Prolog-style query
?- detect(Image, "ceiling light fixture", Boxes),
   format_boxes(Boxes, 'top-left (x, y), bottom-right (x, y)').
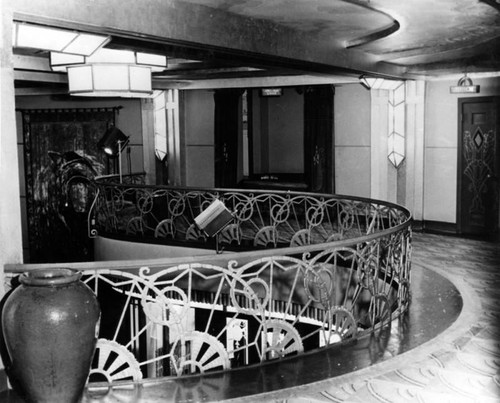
top-left (68, 64), bottom-right (153, 98)
top-left (13, 22), bottom-right (109, 56)
top-left (450, 73), bottom-right (480, 94)
top-left (359, 75), bottom-right (404, 91)
top-left (50, 49), bottom-right (168, 72)
top-left (50, 48), bottom-right (167, 98)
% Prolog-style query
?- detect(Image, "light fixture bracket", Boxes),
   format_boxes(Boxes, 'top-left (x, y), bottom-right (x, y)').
top-left (450, 74), bottom-right (480, 94)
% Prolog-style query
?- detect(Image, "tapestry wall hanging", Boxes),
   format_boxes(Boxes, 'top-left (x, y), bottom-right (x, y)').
top-left (21, 108), bottom-right (120, 263)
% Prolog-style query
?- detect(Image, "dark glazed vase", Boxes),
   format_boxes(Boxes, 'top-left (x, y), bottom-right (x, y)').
top-left (2, 268), bottom-right (100, 403)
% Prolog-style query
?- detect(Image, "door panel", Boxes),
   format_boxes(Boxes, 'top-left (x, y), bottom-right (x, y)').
top-left (304, 85), bottom-right (335, 193)
top-left (458, 97), bottom-right (500, 235)
top-left (214, 89), bottom-right (243, 188)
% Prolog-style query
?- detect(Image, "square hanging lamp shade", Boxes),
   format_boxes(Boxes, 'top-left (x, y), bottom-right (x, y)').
top-left (67, 64), bottom-right (153, 97)
top-left (13, 22), bottom-right (109, 56)
top-left (98, 127), bottom-right (130, 157)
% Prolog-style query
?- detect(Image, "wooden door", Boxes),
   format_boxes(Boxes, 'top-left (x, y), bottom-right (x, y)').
top-left (304, 85), bottom-right (335, 193)
top-left (214, 89), bottom-right (243, 188)
top-left (458, 97), bottom-right (500, 235)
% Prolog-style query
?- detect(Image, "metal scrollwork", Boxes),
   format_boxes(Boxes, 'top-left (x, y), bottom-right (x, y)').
top-left (303, 263), bottom-right (334, 309)
top-left (46, 178), bottom-right (413, 389)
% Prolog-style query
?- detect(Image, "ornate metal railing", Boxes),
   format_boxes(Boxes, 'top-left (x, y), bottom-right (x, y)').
top-left (5, 174), bottom-right (412, 390)
top-left (90, 173), bottom-right (409, 249)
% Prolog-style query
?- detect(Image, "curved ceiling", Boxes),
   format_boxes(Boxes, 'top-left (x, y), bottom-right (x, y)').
top-left (10, 0), bottom-right (500, 93)
top-left (179, 0), bottom-right (500, 77)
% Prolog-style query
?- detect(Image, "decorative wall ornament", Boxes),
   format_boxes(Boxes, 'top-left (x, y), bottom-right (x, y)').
top-left (387, 83), bottom-right (406, 168)
top-left (463, 128), bottom-right (495, 216)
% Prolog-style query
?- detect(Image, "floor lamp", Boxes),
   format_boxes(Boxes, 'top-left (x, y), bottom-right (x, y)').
top-left (98, 127), bottom-right (130, 182)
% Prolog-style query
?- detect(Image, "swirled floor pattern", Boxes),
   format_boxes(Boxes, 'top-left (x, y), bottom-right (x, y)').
top-left (227, 233), bottom-right (500, 403)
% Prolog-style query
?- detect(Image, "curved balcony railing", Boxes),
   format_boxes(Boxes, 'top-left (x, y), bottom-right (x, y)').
top-left (90, 173), bottom-right (410, 250)
top-left (5, 173), bottom-right (412, 392)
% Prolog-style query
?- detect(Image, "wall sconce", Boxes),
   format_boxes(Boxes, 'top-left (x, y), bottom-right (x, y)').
top-left (360, 75), bottom-right (404, 91)
top-left (387, 82), bottom-right (406, 168)
top-left (387, 132), bottom-right (405, 168)
top-left (13, 22), bottom-right (109, 56)
top-left (51, 48), bottom-right (167, 98)
top-left (450, 73), bottom-right (480, 93)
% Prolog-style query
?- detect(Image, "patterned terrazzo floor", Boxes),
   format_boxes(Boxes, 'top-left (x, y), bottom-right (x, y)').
top-left (229, 232), bottom-right (500, 403)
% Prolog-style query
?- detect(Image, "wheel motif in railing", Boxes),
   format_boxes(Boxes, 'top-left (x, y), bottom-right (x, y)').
top-left (126, 217), bottom-right (145, 235)
top-left (321, 307), bottom-right (357, 344)
top-left (254, 226), bottom-right (278, 247)
top-left (155, 219), bottom-right (176, 239)
top-left (185, 223), bottom-right (207, 241)
top-left (219, 223), bottom-right (242, 245)
top-left (290, 228), bottom-right (311, 247)
top-left (169, 331), bottom-right (230, 376)
top-left (261, 320), bottom-right (304, 360)
top-left (89, 339), bottom-right (143, 384)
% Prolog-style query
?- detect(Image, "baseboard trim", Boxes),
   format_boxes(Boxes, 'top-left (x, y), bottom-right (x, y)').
top-left (412, 220), bottom-right (457, 235)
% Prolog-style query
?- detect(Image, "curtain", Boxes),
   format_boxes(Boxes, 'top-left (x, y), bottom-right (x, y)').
top-left (21, 108), bottom-right (119, 263)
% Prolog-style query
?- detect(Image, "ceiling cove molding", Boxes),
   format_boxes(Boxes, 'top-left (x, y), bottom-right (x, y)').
top-left (345, 20), bottom-right (400, 49)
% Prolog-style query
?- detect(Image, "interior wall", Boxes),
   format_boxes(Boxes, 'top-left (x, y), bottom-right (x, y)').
top-left (334, 83), bottom-right (371, 197)
top-left (94, 237), bottom-right (218, 261)
top-left (15, 96), bottom-right (143, 260)
top-left (182, 90), bottom-right (215, 187)
top-left (423, 76), bottom-right (500, 224)
top-left (1, 4), bottom-right (22, 305)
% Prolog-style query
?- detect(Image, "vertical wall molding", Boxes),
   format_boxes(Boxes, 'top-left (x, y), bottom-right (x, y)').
top-left (405, 81), bottom-right (425, 221)
top-left (141, 98), bottom-right (155, 185)
top-left (370, 90), bottom-right (389, 201)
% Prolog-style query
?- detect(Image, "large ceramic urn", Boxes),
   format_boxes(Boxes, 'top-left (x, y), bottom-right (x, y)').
top-left (2, 268), bottom-right (100, 403)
